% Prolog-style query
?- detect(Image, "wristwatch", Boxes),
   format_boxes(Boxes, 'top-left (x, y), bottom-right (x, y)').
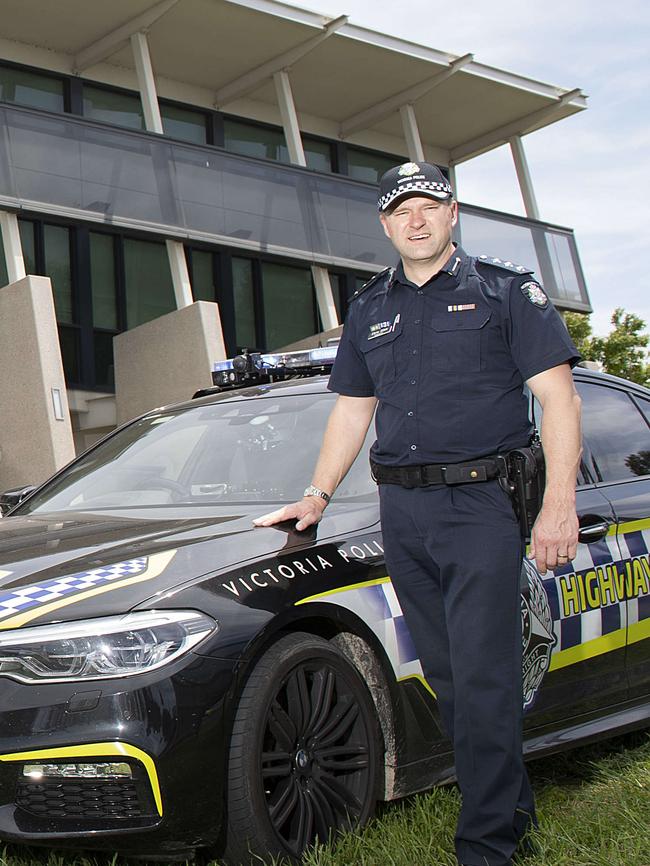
top-left (303, 484), bottom-right (331, 503)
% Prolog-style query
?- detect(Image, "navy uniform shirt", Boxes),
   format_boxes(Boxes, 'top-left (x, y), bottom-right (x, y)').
top-left (328, 245), bottom-right (580, 466)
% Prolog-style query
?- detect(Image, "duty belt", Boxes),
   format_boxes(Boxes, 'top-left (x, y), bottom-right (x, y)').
top-left (370, 456), bottom-right (508, 488)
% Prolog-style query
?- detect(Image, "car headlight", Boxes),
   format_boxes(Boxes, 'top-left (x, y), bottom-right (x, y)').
top-left (0, 610), bottom-right (216, 684)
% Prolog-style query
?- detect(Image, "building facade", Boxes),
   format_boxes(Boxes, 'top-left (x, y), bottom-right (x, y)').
top-left (0, 0), bottom-right (590, 482)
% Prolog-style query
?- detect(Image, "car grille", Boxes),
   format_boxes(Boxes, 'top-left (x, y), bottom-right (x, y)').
top-left (16, 778), bottom-right (144, 819)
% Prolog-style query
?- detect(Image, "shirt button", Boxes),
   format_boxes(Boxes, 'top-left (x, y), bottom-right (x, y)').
top-left (414, 319), bottom-right (421, 324)
top-left (410, 444), bottom-right (417, 450)
top-left (410, 379), bottom-right (416, 385)
top-left (412, 349), bottom-right (418, 355)
top-left (417, 290), bottom-right (423, 295)
top-left (407, 411), bottom-right (414, 417)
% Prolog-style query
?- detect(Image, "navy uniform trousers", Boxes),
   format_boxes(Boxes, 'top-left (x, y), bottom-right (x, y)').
top-left (379, 478), bottom-right (537, 866)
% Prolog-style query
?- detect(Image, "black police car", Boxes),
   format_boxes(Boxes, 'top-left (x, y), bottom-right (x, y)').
top-left (0, 349), bottom-right (648, 864)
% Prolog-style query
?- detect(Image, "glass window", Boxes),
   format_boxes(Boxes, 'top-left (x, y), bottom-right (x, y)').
top-left (347, 147), bottom-right (403, 184)
top-left (261, 262), bottom-right (315, 349)
top-left (0, 244), bottom-right (7, 288)
top-left (0, 66), bottom-right (64, 112)
top-left (94, 331), bottom-right (115, 390)
top-left (83, 85), bottom-right (144, 131)
top-left (124, 239), bottom-right (176, 328)
top-left (18, 220), bottom-right (36, 274)
top-left (304, 137), bottom-right (332, 173)
top-left (190, 250), bottom-right (215, 302)
top-left (547, 232), bottom-right (584, 303)
top-left (232, 257), bottom-right (257, 349)
top-left (224, 118), bottom-right (288, 163)
top-left (19, 393), bottom-right (375, 514)
top-left (161, 104), bottom-right (208, 145)
top-left (90, 232), bottom-right (118, 329)
top-left (578, 382), bottom-right (650, 482)
top-left (58, 325), bottom-right (80, 385)
top-left (43, 224), bottom-right (74, 324)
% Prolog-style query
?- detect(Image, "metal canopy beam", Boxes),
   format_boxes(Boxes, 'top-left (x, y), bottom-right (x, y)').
top-left (215, 14), bottom-right (348, 106)
top-left (340, 53), bottom-right (473, 138)
top-left (450, 88), bottom-right (584, 164)
top-left (73, 0), bottom-right (180, 73)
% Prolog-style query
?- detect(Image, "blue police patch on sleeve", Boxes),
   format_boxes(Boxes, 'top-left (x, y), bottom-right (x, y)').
top-left (520, 281), bottom-right (549, 308)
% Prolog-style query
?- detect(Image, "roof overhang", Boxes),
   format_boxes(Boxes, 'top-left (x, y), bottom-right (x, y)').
top-left (0, 0), bottom-right (587, 163)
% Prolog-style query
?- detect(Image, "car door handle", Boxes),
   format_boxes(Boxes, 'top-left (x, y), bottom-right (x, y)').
top-left (578, 520), bottom-right (610, 543)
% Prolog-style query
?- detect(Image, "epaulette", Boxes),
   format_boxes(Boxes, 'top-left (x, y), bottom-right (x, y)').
top-left (350, 267), bottom-right (395, 302)
top-left (475, 255), bottom-right (533, 275)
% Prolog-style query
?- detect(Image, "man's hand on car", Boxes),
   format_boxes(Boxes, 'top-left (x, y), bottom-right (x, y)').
top-left (253, 496), bottom-right (327, 531)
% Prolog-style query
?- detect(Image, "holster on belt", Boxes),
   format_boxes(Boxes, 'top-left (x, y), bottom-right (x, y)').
top-left (499, 439), bottom-right (545, 541)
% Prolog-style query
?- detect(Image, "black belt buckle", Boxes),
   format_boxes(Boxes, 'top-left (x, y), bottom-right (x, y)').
top-left (442, 463), bottom-right (488, 485)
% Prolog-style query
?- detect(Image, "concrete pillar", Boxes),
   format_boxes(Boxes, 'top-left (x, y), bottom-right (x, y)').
top-left (166, 239), bottom-right (193, 308)
top-left (447, 162), bottom-right (458, 198)
top-left (131, 31), bottom-right (164, 134)
top-left (130, 31), bottom-right (195, 310)
top-left (0, 275), bottom-right (75, 489)
top-left (509, 135), bottom-right (540, 220)
top-left (312, 265), bottom-right (338, 331)
top-left (272, 70), bottom-right (339, 328)
top-left (399, 104), bottom-right (425, 162)
top-left (0, 211), bottom-right (26, 284)
top-left (114, 301), bottom-right (227, 425)
top-left (274, 70), bottom-right (306, 166)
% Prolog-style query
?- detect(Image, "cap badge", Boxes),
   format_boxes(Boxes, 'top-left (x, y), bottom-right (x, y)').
top-left (521, 281), bottom-right (549, 308)
top-left (398, 162), bottom-right (420, 176)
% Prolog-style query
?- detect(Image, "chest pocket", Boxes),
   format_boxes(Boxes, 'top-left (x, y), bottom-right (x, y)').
top-left (359, 323), bottom-right (402, 388)
top-left (426, 310), bottom-right (491, 372)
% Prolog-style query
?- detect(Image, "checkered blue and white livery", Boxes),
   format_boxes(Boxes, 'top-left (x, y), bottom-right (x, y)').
top-left (0, 558), bottom-right (149, 622)
top-left (297, 523), bottom-right (650, 690)
top-left (545, 523), bottom-right (650, 662)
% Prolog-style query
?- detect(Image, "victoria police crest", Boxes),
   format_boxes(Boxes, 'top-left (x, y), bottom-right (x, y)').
top-left (521, 557), bottom-right (556, 709)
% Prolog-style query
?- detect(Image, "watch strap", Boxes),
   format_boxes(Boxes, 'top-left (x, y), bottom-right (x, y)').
top-left (303, 484), bottom-right (331, 503)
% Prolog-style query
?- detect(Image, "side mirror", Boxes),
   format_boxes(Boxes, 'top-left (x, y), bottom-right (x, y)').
top-left (0, 485), bottom-right (37, 516)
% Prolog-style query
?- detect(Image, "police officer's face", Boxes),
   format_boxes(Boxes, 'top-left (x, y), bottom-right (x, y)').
top-left (380, 195), bottom-right (457, 266)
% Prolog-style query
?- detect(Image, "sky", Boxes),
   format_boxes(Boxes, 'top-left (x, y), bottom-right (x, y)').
top-left (336, 0), bottom-right (649, 337)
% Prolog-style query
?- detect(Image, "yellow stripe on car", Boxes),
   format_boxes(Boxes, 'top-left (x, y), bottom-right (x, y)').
top-left (549, 627), bottom-right (626, 672)
top-left (0, 742), bottom-right (163, 816)
top-left (295, 575), bottom-right (390, 605)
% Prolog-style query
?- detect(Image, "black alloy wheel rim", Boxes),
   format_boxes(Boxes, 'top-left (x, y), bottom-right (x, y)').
top-left (260, 659), bottom-right (373, 856)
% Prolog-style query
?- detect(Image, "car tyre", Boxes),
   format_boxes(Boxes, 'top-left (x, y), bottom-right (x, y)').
top-left (223, 632), bottom-right (381, 865)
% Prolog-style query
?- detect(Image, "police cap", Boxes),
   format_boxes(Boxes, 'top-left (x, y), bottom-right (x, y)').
top-left (377, 161), bottom-right (453, 212)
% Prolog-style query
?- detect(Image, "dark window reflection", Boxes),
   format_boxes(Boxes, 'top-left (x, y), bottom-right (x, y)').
top-left (578, 382), bottom-right (650, 482)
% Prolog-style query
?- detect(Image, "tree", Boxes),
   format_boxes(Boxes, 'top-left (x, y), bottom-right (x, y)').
top-left (564, 308), bottom-right (650, 387)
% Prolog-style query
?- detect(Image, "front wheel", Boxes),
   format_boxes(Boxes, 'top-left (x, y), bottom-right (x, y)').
top-left (223, 632), bottom-right (381, 865)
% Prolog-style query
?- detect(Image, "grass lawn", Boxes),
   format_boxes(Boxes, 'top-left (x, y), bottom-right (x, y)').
top-left (0, 731), bottom-right (648, 866)
top-left (299, 730), bottom-right (650, 866)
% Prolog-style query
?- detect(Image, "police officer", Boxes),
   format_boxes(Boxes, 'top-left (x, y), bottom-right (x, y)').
top-left (255, 161), bottom-right (582, 866)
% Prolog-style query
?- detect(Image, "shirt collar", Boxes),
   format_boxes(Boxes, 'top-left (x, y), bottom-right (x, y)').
top-left (392, 244), bottom-right (469, 290)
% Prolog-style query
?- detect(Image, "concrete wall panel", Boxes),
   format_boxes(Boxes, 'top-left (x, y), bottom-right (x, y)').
top-left (114, 301), bottom-right (226, 426)
top-left (0, 275), bottom-right (75, 490)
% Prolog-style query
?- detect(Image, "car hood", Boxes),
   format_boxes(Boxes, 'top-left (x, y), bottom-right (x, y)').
top-left (0, 503), bottom-right (378, 628)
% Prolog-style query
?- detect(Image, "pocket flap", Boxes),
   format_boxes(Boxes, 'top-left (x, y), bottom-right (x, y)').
top-left (430, 311), bottom-right (491, 332)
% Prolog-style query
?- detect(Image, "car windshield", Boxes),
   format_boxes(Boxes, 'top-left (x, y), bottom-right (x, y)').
top-left (20, 392), bottom-right (376, 513)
